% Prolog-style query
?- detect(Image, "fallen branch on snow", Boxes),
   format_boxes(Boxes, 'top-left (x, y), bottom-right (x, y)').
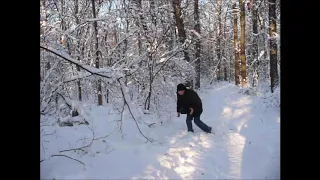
top-left (50, 154), bottom-right (85, 166)
top-left (59, 125), bottom-right (95, 153)
top-left (40, 154), bottom-right (84, 169)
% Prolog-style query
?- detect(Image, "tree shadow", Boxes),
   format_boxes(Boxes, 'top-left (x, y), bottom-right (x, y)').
top-left (132, 83), bottom-right (248, 179)
top-left (132, 86), bottom-right (279, 179)
top-left (238, 96), bottom-right (280, 179)
top-left (124, 83), bottom-right (279, 179)
top-left (134, 130), bottom-right (232, 179)
top-left (202, 86), bottom-right (280, 179)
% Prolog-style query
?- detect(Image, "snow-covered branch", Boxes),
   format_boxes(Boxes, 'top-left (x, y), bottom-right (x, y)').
top-left (40, 45), bottom-right (122, 80)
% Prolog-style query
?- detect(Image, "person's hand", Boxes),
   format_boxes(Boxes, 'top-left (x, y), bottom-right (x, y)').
top-left (177, 112), bottom-right (180, 117)
top-left (189, 108), bottom-right (194, 115)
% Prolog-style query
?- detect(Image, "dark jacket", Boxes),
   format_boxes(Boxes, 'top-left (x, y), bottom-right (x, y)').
top-left (177, 89), bottom-right (203, 117)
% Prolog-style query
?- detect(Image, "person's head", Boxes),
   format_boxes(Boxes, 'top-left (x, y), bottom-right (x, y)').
top-left (177, 83), bottom-right (187, 95)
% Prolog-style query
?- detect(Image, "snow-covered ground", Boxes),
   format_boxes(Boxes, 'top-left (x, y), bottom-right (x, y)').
top-left (40, 82), bottom-right (280, 179)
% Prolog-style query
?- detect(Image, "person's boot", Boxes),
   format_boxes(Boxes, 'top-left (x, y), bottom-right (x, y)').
top-left (188, 130), bottom-right (194, 133)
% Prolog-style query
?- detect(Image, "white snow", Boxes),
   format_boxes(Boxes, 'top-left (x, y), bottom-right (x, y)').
top-left (40, 82), bottom-right (280, 179)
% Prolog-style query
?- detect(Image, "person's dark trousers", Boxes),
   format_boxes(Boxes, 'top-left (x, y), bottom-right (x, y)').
top-left (186, 114), bottom-right (210, 132)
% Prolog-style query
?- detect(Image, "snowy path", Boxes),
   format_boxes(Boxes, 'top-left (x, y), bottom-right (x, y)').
top-left (41, 83), bottom-right (280, 179)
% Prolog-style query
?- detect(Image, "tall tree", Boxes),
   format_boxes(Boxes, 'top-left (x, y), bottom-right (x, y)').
top-left (74, 0), bottom-right (82, 101)
top-left (268, 0), bottom-right (279, 92)
top-left (133, 0), bottom-right (143, 57)
top-left (91, 0), bottom-right (103, 105)
top-left (222, 4), bottom-right (229, 81)
top-left (172, 0), bottom-right (192, 87)
top-left (194, 0), bottom-right (201, 89)
top-left (216, 0), bottom-right (222, 81)
top-left (233, 0), bottom-right (240, 85)
top-left (239, 0), bottom-right (248, 87)
top-left (40, 0), bottom-right (46, 36)
top-left (251, 0), bottom-right (259, 87)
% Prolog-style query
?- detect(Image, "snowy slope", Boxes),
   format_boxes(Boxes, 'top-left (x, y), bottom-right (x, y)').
top-left (40, 82), bottom-right (280, 179)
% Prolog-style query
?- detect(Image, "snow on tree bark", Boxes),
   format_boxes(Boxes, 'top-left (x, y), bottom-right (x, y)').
top-left (268, 0), bottom-right (279, 93)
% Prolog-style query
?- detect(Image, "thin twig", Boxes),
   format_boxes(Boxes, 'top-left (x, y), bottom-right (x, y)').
top-left (106, 148), bottom-right (115, 154)
top-left (51, 154), bottom-right (85, 166)
top-left (93, 127), bottom-right (116, 141)
top-left (119, 98), bottom-right (125, 139)
top-left (59, 125), bottom-right (95, 153)
top-left (117, 79), bottom-right (154, 143)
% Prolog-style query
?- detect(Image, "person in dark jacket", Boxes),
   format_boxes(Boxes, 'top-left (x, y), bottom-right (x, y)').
top-left (176, 83), bottom-right (212, 133)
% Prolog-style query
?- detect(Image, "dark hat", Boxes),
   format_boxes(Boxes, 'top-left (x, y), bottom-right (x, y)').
top-left (177, 83), bottom-right (187, 91)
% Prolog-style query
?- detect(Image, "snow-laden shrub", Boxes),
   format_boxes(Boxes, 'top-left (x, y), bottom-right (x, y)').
top-left (238, 86), bottom-right (259, 96)
top-left (236, 81), bottom-right (280, 112)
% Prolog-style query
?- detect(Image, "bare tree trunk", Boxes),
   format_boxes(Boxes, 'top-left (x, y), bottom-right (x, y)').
top-left (40, 0), bottom-right (46, 36)
top-left (229, 55), bottom-right (232, 83)
top-left (150, 0), bottom-right (156, 25)
top-left (172, 0), bottom-right (190, 58)
top-left (172, 0), bottom-right (192, 87)
top-left (40, 0), bottom-right (48, 80)
top-left (251, 0), bottom-right (259, 87)
top-left (172, 0), bottom-right (189, 51)
top-left (216, 0), bottom-right (222, 81)
top-left (123, 1), bottom-right (129, 86)
top-left (194, 0), bottom-right (201, 89)
top-left (169, 23), bottom-right (175, 50)
top-left (233, 0), bottom-right (240, 85)
top-left (224, 63), bottom-right (228, 81)
top-left (268, 0), bottom-right (279, 92)
top-left (209, 32), bottom-right (213, 68)
top-left (223, 6), bottom-right (229, 81)
top-left (91, 0), bottom-right (103, 105)
top-left (75, 0), bottom-right (82, 101)
top-left (145, 61), bottom-right (153, 110)
top-left (260, 0), bottom-right (269, 83)
top-left (239, 0), bottom-right (248, 87)
top-left (133, 0), bottom-right (143, 57)
top-left (60, 0), bottom-right (66, 32)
